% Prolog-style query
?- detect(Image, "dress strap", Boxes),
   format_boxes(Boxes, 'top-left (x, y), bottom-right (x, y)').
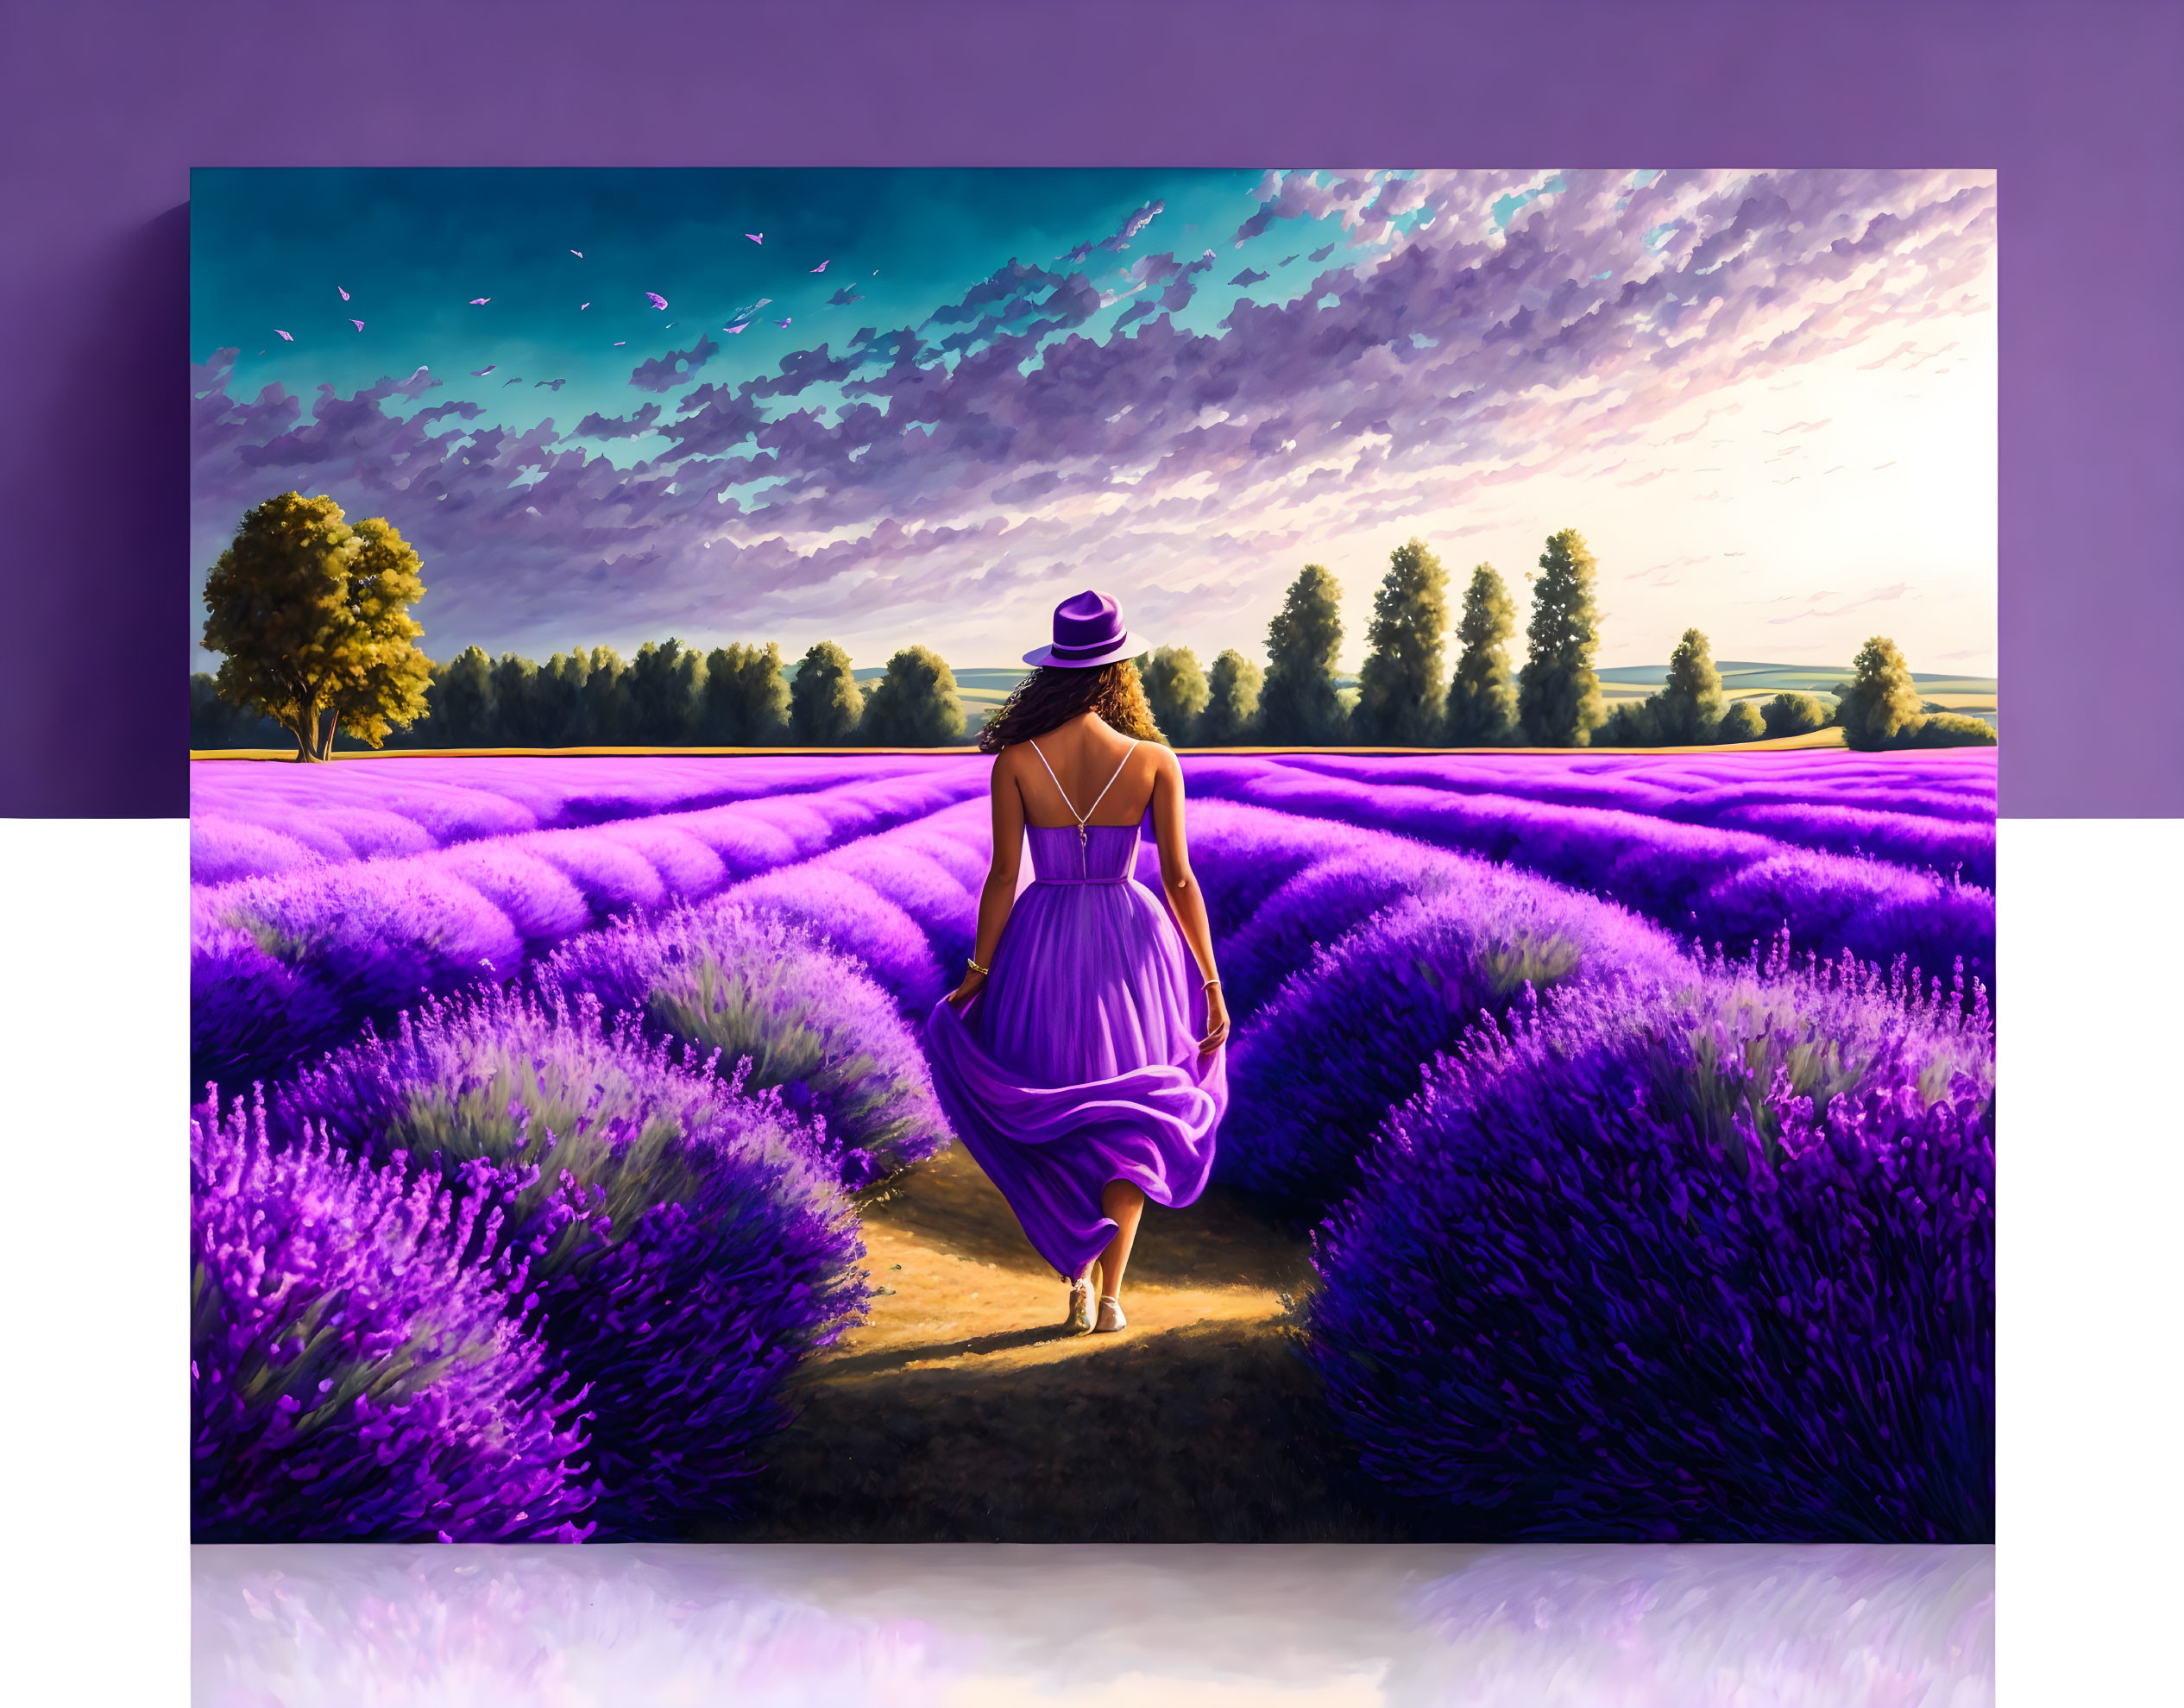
top-left (1025, 737), bottom-right (1080, 823)
top-left (1026, 736), bottom-right (1137, 856)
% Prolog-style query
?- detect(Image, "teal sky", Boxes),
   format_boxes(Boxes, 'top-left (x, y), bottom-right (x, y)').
top-left (190, 167), bottom-right (1996, 677)
top-left (192, 167), bottom-right (1380, 470)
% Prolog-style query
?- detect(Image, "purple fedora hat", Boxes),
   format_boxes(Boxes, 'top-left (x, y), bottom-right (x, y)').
top-left (1022, 588), bottom-right (1140, 669)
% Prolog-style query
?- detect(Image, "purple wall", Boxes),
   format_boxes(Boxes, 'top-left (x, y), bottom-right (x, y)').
top-left (3, 0), bottom-right (2176, 816)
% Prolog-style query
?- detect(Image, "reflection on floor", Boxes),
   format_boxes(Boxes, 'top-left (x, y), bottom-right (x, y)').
top-left (193, 1541), bottom-right (1993, 1706)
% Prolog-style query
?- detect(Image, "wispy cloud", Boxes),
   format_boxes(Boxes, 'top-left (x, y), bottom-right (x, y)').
top-left (192, 169), bottom-right (1994, 660)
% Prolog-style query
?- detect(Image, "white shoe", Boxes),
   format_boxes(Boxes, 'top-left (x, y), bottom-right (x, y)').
top-left (1094, 1294), bottom-right (1126, 1333)
top-left (1066, 1275), bottom-right (1094, 1332)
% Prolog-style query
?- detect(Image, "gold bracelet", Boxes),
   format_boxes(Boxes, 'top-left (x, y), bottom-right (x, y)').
top-left (966, 957), bottom-right (990, 977)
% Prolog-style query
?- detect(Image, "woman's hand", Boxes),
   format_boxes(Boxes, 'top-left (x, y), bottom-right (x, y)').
top-left (946, 968), bottom-right (988, 1013)
top-left (1197, 981), bottom-right (1230, 1056)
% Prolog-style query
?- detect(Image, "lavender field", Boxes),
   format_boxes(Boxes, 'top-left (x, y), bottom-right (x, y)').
top-left (191, 748), bottom-right (1995, 1541)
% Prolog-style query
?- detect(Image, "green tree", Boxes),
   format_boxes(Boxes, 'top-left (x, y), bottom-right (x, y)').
top-left (199, 491), bottom-right (431, 761)
top-left (703, 642), bottom-right (791, 744)
top-left (532, 650), bottom-right (593, 746)
top-left (1444, 562), bottom-right (1520, 745)
top-left (1516, 529), bottom-right (1607, 747)
top-left (1910, 712), bottom-right (1997, 748)
top-left (1654, 627), bottom-right (1728, 744)
top-left (1836, 635), bottom-right (1925, 750)
top-left (488, 652), bottom-right (540, 746)
top-left (1136, 646), bottom-right (1211, 746)
top-left (581, 646), bottom-right (632, 743)
top-left (312, 515), bottom-right (432, 757)
top-left (627, 638), bottom-right (707, 744)
top-left (1759, 690), bottom-right (1831, 739)
top-left (1594, 698), bottom-right (1660, 747)
top-left (1258, 564), bottom-right (1346, 744)
top-left (859, 645), bottom-right (966, 747)
top-left (1197, 649), bottom-right (1264, 746)
top-left (1351, 537), bottom-right (1450, 745)
top-left (431, 645), bottom-right (497, 747)
top-left (189, 671), bottom-right (287, 749)
top-left (1715, 701), bottom-right (1766, 743)
top-left (789, 641), bottom-right (865, 745)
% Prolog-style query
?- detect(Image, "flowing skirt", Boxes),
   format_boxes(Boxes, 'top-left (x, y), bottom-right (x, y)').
top-left (922, 878), bottom-right (1226, 1279)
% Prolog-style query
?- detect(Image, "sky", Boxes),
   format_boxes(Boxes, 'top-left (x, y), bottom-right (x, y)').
top-left (190, 167), bottom-right (1997, 677)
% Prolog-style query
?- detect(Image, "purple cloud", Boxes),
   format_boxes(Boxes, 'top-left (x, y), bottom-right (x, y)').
top-left (192, 168), bottom-right (1993, 664)
top-left (573, 401), bottom-right (663, 439)
top-left (1230, 267), bottom-right (1270, 287)
top-left (629, 335), bottom-right (719, 394)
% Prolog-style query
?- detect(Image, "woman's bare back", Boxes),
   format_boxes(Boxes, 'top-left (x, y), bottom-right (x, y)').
top-left (1010, 713), bottom-right (1159, 829)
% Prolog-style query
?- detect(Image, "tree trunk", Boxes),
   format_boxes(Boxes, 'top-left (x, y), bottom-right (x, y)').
top-left (286, 698), bottom-right (324, 761)
top-left (316, 703), bottom-right (339, 761)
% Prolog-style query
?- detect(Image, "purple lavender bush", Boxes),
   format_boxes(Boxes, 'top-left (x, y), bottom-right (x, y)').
top-left (714, 866), bottom-right (948, 1012)
top-left (1216, 840), bottom-right (1462, 1019)
top-left (1221, 860), bottom-right (1689, 1215)
top-left (535, 901), bottom-right (951, 1189)
top-left (1182, 763), bottom-right (1994, 993)
top-left (191, 1091), bottom-right (597, 1542)
top-left (189, 768), bottom-right (987, 1094)
top-left (189, 753), bottom-right (984, 883)
top-left (1305, 951), bottom-right (1994, 1541)
top-left (274, 986), bottom-right (867, 1534)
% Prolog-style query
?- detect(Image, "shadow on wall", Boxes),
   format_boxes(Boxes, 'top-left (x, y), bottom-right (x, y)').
top-left (5, 201), bottom-right (190, 816)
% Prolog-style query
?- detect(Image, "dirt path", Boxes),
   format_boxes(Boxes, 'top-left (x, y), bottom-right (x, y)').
top-left (699, 1144), bottom-right (1432, 1541)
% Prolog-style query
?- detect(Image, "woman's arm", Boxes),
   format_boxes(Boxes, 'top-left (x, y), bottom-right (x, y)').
top-left (944, 749), bottom-right (1027, 1012)
top-left (1149, 748), bottom-right (1230, 1056)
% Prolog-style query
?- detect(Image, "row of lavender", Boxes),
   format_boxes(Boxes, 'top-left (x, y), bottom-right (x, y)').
top-left (192, 749), bottom-right (1993, 886)
top-left (192, 752), bottom-right (1993, 1540)
top-left (193, 898), bottom-right (960, 1541)
top-left (189, 752), bottom-right (1994, 1095)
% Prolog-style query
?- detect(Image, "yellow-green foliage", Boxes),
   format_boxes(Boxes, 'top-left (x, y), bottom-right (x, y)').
top-left (200, 493), bottom-right (431, 760)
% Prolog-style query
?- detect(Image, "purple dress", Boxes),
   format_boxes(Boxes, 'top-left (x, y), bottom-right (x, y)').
top-left (922, 815), bottom-right (1228, 1281)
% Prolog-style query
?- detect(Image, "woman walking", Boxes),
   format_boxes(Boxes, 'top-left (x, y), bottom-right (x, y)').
top-left (923, 589), bottom-right (1230, 1335)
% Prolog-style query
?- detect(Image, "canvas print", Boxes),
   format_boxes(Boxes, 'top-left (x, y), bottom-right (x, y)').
top-left (188, 167), bottom-right (1996, 1543)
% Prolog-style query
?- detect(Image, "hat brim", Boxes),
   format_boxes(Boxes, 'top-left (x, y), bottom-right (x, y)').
top-left (1021, 633), bottom-right (1141, 669)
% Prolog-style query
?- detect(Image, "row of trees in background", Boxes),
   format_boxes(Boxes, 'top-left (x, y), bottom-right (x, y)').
top-left (195, 491), bottom-right (1992, 755)
top-left (194, 639), bottom-right (972, 753)
top-left (1133, 532), bottom-right (1991, 752)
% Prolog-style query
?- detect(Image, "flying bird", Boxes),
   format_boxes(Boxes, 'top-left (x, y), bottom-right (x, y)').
top-left (469, 365), bottom-right (496, 375)
top-left (745, 232), bottom-right (763, 244)
top-left (570, 249), bottom-right (583, 257)
top-left (504, 377), bottom-right (524, 386)
top-left (275, 329), bottom-right (293, 340)
top-left (810, 259), bottom-right (829, 273)
top-left (612, 340), bottom-right (626, 346)
top-left (535, 378), bottom-right (566, 390)
top-left (777, 317), bottom-right (791, 328)
top-left (724, 323), bottom-right (749, 334)
top-left (579, 301), bottom-right (589, 310)
top-left (469, 297), bottom-right (491, 305)
top-left (349, 318), bottom-right (364, 331)
top-left (646, 292), bottom-right (668, 309)
top-left (337, 286), bottom-right (349, 300)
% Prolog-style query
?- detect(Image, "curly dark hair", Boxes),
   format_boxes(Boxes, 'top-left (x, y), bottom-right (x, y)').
top-left (978, 659), bottom-right (1164, 752)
